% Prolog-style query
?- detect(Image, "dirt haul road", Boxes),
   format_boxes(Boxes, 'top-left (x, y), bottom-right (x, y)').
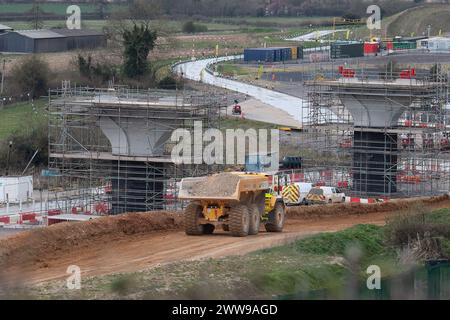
top-left (0, 196), bottom-right (449, 288)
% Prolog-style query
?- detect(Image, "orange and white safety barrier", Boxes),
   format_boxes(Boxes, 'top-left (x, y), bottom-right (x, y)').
top-left (345, 197), bottom-right (386, 204)
top-left (0, 212), bottom-right (41, 226)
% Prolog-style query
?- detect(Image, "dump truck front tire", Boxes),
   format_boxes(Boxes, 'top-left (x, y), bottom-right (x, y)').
top-left (265, 201), bottom-right (285, 232)
top-left (229, 205), bottom-right (250, 237)
top-left (185, 203), bottom-right (204, 235)
top-left (248, 204), bottom-right (261, 235)
top-left (203, 224), bottom-right (215, 234)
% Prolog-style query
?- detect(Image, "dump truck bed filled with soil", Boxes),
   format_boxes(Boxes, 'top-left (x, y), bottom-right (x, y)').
top-left (178, 172), bottom-right (269, 201)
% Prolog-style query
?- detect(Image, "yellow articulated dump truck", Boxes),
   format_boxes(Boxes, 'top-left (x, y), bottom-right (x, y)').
top-left (178, 172), bottom-right (286, 237)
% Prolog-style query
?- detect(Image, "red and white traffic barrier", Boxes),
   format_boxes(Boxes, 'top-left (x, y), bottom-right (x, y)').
top-left (0, 212), bottom-right (41, 226)
top-left (345, 197), bottom-right (386, 204)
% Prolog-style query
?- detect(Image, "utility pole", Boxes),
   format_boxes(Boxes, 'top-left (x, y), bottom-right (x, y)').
top-left (30, 1), bottom-right (44, 30)
top-left (5, 140), bottom-right (12, 176)
top-left (0, 58), bottom-right (5, 96)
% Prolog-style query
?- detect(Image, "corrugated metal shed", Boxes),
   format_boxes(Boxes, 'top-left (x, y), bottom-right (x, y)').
top-left (16, 30), bottom-right (66, 39)
top-left (0, 24), bottom-right (12, 32)
top-left (51, 29), bottom-right (107, 50)
top-left (0, 29), bottom-right (67, 53)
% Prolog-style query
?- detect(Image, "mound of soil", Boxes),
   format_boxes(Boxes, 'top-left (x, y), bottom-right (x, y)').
top-left (187, 173), bottom-right (241, 197)
top-left (0, 211), bottom-right (183, 268)
top-left (286, 195), bottom-right (450, 219)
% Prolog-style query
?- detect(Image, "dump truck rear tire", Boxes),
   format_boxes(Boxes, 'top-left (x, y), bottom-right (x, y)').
top-left (248, 204), bottom-right (261, 235)
top-left (229, 205), bottom-right (250, 237)
top-left (185, 203), bottom-right (204, 235)
top-left (265, 201), bottom-right (285, 232)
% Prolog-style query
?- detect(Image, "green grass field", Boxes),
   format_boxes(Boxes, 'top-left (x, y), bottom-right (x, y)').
top-left (4, 19), bottom-right (108, 31)
top-left (0, 3), bottom-right (126, 15)
top-left (351, 4), bottom-right (450, 39)
top-left (4, 19), bottom-right (256, 34)
top-left (0, 100), bottom-right (46, 140)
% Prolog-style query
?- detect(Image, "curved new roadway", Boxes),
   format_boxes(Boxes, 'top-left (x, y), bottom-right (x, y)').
top-left (173, 56), bottom-right (305, 127)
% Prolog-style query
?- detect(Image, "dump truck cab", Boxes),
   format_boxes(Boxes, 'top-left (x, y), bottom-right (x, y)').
top-left (179, 172), bottom-right (286, 237)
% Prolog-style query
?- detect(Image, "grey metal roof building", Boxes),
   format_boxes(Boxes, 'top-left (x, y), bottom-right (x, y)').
top-left (0, 29), bottom-right (107, 53)
top-left (0, 24), bottom-right (12, 33)
top-left (0, 30), bottom-right (67, 53)
top-left (51, 29), bottom-right (107, 50)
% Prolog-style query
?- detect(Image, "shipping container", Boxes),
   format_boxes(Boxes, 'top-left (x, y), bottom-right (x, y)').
top-left (244, 48), bottom-right (275, 62)
top-left (297, 46), bottom-right (304, 59)
top-left (393, 41), bottom-right (417, 50)
top-left (281, 47), bottom-right (292, 61)
top-left (386, 41), bottom-right (394, 51)
top-left (330, 42), bottom-right (364, 59)
top-left (364, 42), bottom-right (380, 55)
top-left (244, 47), bottom-right (294, 63)
top-left (0, 176), bottom-right (33, 204)
top-left (291, 47), bottom-right (298, 60)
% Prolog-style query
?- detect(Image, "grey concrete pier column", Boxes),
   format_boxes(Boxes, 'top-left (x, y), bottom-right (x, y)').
top-left (353, 130), bottom-right (398, 194)
top-left (306, 77), bottom-right (436, 196)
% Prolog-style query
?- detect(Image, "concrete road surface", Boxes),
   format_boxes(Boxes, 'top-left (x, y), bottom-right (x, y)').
top-left (225, 99), bottom-right (302, 128)
top-left (286, 29), bottom-right (349, 41)
top-left (173, 56), bottom-right (305, 127)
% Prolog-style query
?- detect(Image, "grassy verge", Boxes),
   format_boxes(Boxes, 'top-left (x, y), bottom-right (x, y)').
top-left (0, 99), bottom-right (47, 140)
top-left (216, 62), bottom-right (252, 77)
top-left (219, 116), bottom-right (279, 131)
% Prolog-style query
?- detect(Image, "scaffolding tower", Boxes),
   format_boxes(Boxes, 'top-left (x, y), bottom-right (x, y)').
top-left (48, 86), bottom-right (230, 214)
top-left (301, 66), bottom-right (450, 198)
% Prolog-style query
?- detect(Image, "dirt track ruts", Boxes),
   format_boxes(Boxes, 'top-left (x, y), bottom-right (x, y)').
top-left (1, 196), bottom-right (449, 287)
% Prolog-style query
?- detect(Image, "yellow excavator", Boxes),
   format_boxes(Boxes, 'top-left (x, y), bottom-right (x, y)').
top-left (178, 172), bottom-right (286, 237)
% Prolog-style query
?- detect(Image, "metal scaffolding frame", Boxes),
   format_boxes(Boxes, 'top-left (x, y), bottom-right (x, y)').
top-left (47, 86), bottom-right (229, 214)
top-left (300, 66), bottom-right (450, 198)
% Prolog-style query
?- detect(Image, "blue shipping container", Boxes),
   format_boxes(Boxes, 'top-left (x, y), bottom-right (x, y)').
top-left (244, 48), bottom-right (276, 62)
top-left (244, 47), bottom-right (292, 63)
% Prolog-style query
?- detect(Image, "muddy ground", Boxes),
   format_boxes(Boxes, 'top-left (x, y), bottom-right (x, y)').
top-left (0, 196), bottom-right (449, 288)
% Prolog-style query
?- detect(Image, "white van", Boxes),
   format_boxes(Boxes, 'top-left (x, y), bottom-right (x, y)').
top-left (281, 182), bottom-right (313, 206)
top-left (297, 183), bottom-right (313, 205)
top-left (306, 186), bottom-right (346, 205)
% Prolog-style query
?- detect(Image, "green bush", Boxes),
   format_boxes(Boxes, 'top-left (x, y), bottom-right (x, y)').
top-left (78, 54), bottom-right (117, 83)
top-left (122, 24), bottom-right (157, 78)
top-left (0, 123), bottom-right (48, 174)
top-left (10, 56), bottom-right (50, 98)
top-left (182, 21), bottom-right (208, 34)
top-left (385, 205), bottom-right (450, 247)
top-left (157, 76), bottom-right (180, 90)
